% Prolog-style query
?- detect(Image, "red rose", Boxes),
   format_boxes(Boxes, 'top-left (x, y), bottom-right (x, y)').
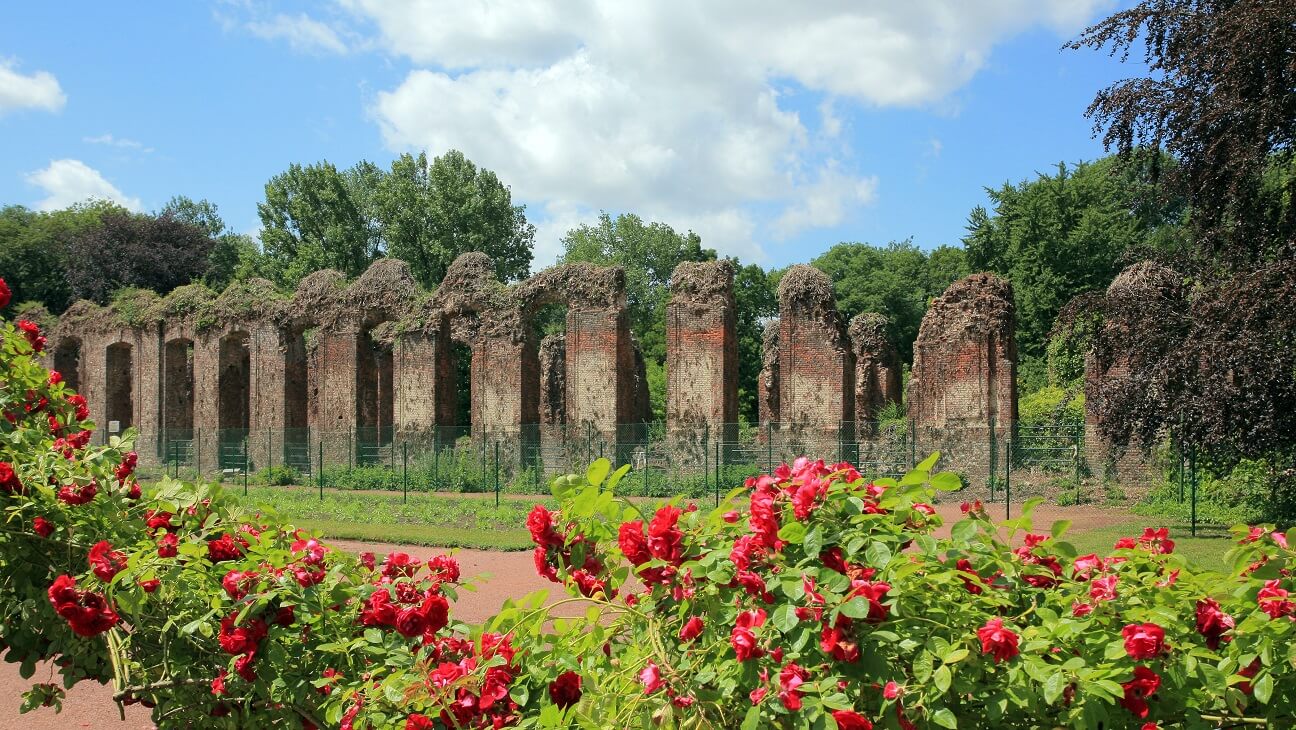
top-left (956, 558), bottom-right (983, 594)
top-left (549, 670), bottom-right (582, 709)
top-left (527, 505), bottom-right (562, 547)
top-left (47, 575), bottom-right (119, 637)
top-left (618, 520), bottom-right (651, 565)
top-left (731, 608), bottom-right (766, 661)
top-left (883, 681), bottom-right (902, 700)
top-left (405, 714), bottom-right (434, 730)
top-left (977, 618), bottom-right (1020, 663)
top-left (1119, 666), bottom-right (1161, 718)
top-left (67, 394), bottom-right (89, 421)
top-left (360, 589), bottom-right (397, 627)
top-left (32, 516), bottom-right (54, 537)
top-left (831, 710), bottom-right (873, 730)
top-left (88, 541), bottom-right (127, 582)
top-left (420, 593), bottom-right (449, 636)
top-left (778, 662), bottom-right (808, 711)
top-left (381, 551), bottom-right (421, 579)
top-left (427, 554), bottom-right (460, 583)
top-left (395, 605), bottom-right (427, 637)
top-left (218, 614), bottom-right (268, 655)
top-left (0, 461), bottom-right (22, 494)
top-left (234, 652), bottom-right (257, 682)
top-left (207, 534), bottom-right (245, 562)
top-left (17, 320), bottom-right (45, 352)
top-left (359, 551), bottom-right (375, 569)
top-left (848, 578), bottom-right (892, 623)
top-left (211, 670), bottom-right (227, 696)
top-left (1122, 623), bottom-right (1167, 660)
top-left (157, 532), bottom-right (178, 558)
top-left (0, 276), bottom-right (10, 309)
top-left (679, 615), bottom-right (704, 642)
top-left (647, 505), bottom-right (685, 563)
top-left (1257, 579), bottom-right (1294, 619)
top-left (138, 579), bottom-right (160, 593)
top-left (1194, 598), bottom-right (1234, 649)
top-left (222, 570), bottom-right (259, 600)
top-left (1090, 575), bottom-right (1119, 602)
top-left (639, 661), bottom-right (662, 693)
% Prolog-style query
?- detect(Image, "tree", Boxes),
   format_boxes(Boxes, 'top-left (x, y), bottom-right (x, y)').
top-left (810, 240), bottom-right (938, 364)
top-left (733, 262), bottom-right (777, 424)
top-left (559, 213), bottom-right (714, 365)
top-left (379, 151), bottom-right (534, 287)
top-left (1065, 0), bottom-right (1296, 470)
top-left (963, 156), bottom-right (1185, 389)
top-left (257, 161), bottom-right (377, 288)
top-left (160, 196), bottom-right (226, 238)
top-left (1068, 0), bottom-right (1296, 261)
top-left (0, 206), bottom-right (70, 314)
top-left (64, 209), bottom-right (215, 304)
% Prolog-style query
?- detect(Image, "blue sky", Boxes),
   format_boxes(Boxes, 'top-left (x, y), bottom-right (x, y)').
top-left (0, 1), bottom-right (1143, 270)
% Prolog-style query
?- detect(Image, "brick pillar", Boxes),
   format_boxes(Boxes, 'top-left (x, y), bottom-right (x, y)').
top-left (565, 306), bottom-right (633, 438)
top-left (472, 335), bottom-right (539, 437)
top-left (777, 266), bottom-right (853, 445)
top-left (848, 313), bottom-right (902, 429)
top-left (394, 319), bottom-right (456, 440)
top-left (667, 260), bottom-right (737, 433)
top-left (758, 321), bottom-right (780, 431)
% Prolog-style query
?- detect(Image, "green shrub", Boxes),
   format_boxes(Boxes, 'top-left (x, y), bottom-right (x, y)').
top-left (254, 464), bottom-right (300, 486)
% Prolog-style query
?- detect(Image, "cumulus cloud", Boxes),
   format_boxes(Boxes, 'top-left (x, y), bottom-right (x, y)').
top-left (26, 159), bottom-right (142, 212)
top-left (346, 0), bottom-right (1111, 261)
top-left (0, 59), bottom-right (66, 115)
top-left (84, 133), bottom-right (153, 152)
top-left (246, 13), bottom-right (348, 54)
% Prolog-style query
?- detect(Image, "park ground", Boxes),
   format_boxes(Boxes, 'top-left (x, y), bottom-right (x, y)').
top-left (0, 494), bottom-right (1233, 729)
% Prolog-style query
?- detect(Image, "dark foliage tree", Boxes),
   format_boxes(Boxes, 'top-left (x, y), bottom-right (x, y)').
top-left (64, 209), bottom-right (215, 305)
top-left (1067, 0), bottom-right (1296, 260)
top-left (1067, 0), bottom-right (1296, 473)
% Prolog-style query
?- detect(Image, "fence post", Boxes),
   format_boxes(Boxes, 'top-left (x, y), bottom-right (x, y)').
top-left (1005, 435), bottom-right (1012, 521)
top-left (714, 439), bottom-right (721, 508)
top-left (494, 440), bottom-right (501, 508)
top-left (347, 428), bottom-right (353, 473)
top-left (1189, 444), bottom-right (1198, 537)
top-left (318, 440), bottom-right (324, 500)
top-left (402, 441), bottom-right (408, 504)
top-left (703, 425), bottom-right (709, 500)
top-left (766, 422), bottom-right (773, 474)
top-left (243, 436), bottom-right (249, 497)
top-left (910, 418), bottom-right (916, 470)
top-left (988, 422), bottom-right (996, 502)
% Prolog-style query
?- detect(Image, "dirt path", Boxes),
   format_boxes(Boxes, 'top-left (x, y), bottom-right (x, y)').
top-left (0, 502), bottom-right (1134, 729)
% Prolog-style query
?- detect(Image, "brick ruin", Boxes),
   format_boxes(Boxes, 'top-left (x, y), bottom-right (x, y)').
top-left (44, 255), bottom-right (1028, 476)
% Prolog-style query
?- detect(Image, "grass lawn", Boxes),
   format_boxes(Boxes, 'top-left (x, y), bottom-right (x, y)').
top-left (230, 485), bottom-right (551, 551)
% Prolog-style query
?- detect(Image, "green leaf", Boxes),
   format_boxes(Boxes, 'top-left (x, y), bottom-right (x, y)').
top-left (1253, 673), bottom-right (1274, 704)
top-left (950, 519), bottom-right (977, 543)
top-left (604, 464), bottom-right (631, 492)
top-left (942, 648), bottom-right (970, 664)
top-left (930, 472), bottom-right (963, 492)
top-left (586, 459), bottom-right (611, 487)
top-left (865, 541), bottom-right (892, 568)
top-left (803, 527), bottom-right (823, 557)
top-left (778, 522), bottom-right (807, 544)
top-left (930, 708), bottom-right (958, 729)
top-left (1043, 671), bottom-right (1065, 705)
top-left (1051, 520), bottom-right (1073, 538)
top-left (741, 705), bottom-right (761, 730)
top-left (772, 604), bottom-right (799, 632)
top-left (916, 452), bottom-right (941, 473)
top-left (933, 664), bottom-right (952, 694)
top-left (839, 597), bottom-right (871, 619)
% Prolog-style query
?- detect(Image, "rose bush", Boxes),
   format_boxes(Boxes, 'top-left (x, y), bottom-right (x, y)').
top-left (1, 278), bottom-right (1295, 728)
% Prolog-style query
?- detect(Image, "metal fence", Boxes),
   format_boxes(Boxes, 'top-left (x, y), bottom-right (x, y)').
top-left (129, 419), bottom-right (1208, 527)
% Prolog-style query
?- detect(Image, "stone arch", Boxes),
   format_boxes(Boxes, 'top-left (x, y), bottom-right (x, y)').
top-left (105, 341), bottom-right (134, 432)
top-left (53, 336), bottom-right (82, 392)
top-left (163, 337), bottom-right (195, 435)
top-left (218, 331), bottom-right (251, 432)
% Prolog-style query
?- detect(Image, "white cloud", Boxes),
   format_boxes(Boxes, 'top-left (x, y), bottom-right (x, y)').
top-left (246, 13), bottom-right (348, 54)
top-left (84, 133), bottom-right (153, 152)
top-left (26, 159), bottom-right (142, 212)
top-left (928, 138), bottom-right (943, 158)
top-left (349, 0), bottom-right (1111, 260)
top-left (0, 59), bottom-right (65, 115)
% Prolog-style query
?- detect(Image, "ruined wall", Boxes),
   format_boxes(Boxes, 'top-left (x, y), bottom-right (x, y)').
top-left (848, 312), bottom-right (902, 426)
top-left (666, 260), bottom-right (737, 434)
top-left (908, 273), bottom-right (1016, 430)
top-left (1084, 261), bottom-right (1183, 480)
top-left (776, 265), bottom-right (854, 436)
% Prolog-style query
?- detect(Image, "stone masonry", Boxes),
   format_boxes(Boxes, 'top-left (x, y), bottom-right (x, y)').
top-left (43, 253), bottom-right (1021, 475)
top-left (908, 273), bottom-right (1017, 431)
